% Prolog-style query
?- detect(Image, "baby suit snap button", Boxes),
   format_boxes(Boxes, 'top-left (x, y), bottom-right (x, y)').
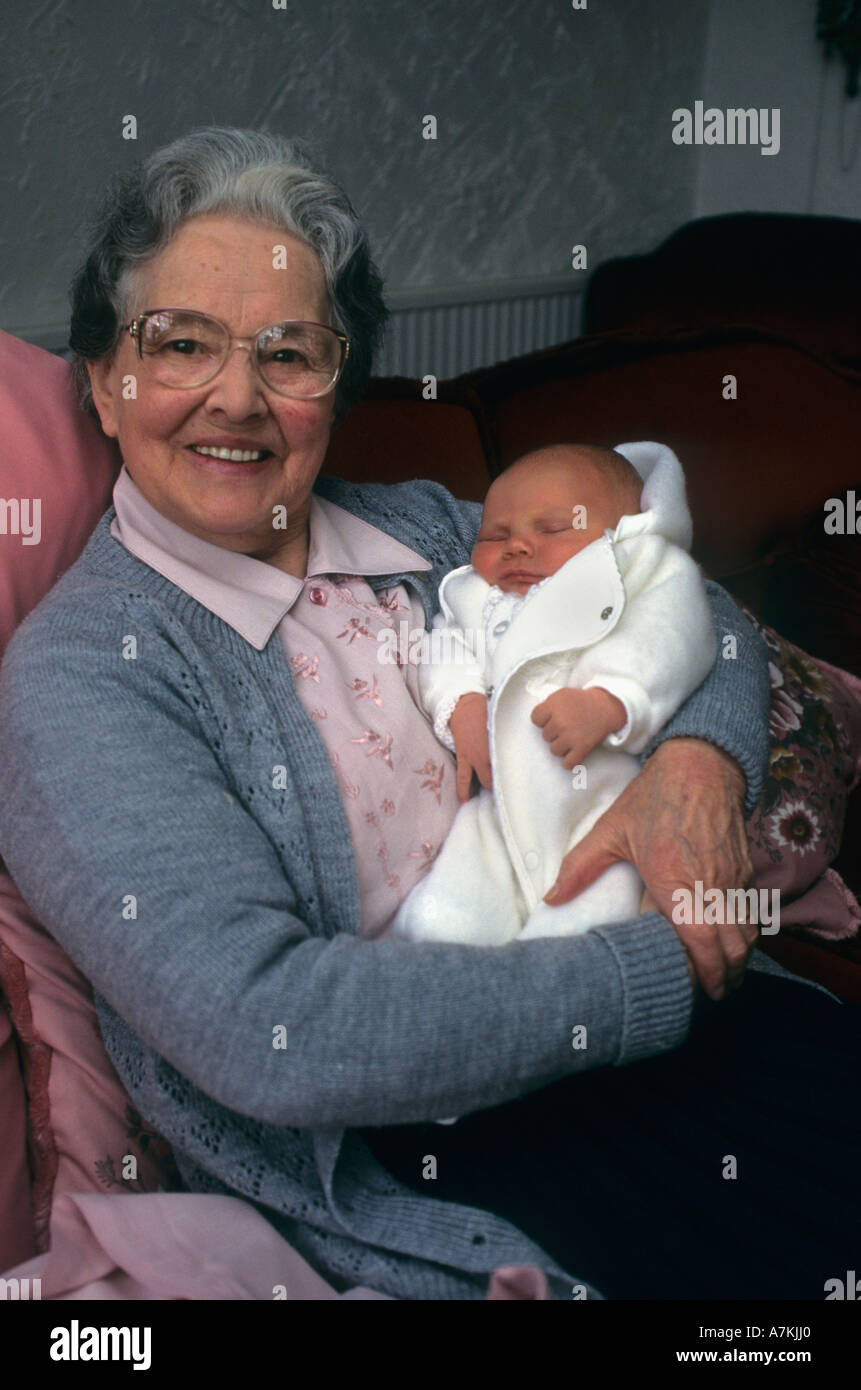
top-left (524, 850), bottom-right (540, 871)
top-left (493, 619), bottom-right (510, 636)
top-left (600, 606), bottom-right (613, 620)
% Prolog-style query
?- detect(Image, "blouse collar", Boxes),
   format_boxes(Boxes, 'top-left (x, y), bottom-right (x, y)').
top-left (109, 464), bottom-right (431, 650)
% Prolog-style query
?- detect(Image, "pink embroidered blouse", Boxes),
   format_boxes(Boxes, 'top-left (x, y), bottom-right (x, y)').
top-left (109, 466), bottom-right (460, 939)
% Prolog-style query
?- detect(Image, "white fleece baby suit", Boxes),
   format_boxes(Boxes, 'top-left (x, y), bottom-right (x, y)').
top-left (391, 441), bottom-right (718, 946)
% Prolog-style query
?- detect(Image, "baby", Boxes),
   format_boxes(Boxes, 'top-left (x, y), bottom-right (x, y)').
top-left (391, 439), bottom-right (718, 946)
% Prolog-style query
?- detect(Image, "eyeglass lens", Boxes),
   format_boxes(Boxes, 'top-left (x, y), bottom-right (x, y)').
top-left (136, 311), bottom-right (342, 395)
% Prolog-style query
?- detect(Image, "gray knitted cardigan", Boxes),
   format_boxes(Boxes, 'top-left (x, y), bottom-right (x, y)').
top-left (0, 474), bottom-right (792, 1301)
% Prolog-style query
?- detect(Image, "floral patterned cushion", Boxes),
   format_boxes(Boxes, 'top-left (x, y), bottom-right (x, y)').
top-left (742, 610), bottom-right (861, 941)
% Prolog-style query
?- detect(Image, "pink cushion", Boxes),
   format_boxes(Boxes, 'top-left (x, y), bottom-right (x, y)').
top-left (0, 873), bottom-right (183, 1252)
top-left (0, 331), bottom-right (176, 1255)
top-left (745, 616), bottom-right (861, 941)
top-left (0, 995), bottom-right (35, 1269)
top-left (0, 330), bottom-right (120, 663)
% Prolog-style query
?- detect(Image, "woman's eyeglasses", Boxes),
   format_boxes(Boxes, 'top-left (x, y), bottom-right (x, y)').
top-left (126, 309), bottom-right (350, 398)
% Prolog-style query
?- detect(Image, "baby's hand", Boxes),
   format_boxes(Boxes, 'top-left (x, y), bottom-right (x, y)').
top-left (531, 687), bottom-right (627, 770)
top-left (449, 692), bottom-right (493, 801)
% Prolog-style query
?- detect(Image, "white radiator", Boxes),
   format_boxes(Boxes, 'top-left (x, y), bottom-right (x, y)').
top-left (377, 275), bottom-right (585, 379)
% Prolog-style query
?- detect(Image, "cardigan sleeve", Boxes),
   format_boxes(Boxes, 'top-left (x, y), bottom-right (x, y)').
top-left (641, 580), bottom-right (770, 818)
top-left (0, 592), bottom-right (694, 1131)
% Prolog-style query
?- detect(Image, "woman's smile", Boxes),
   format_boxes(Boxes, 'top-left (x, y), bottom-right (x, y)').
top-left (185, 435), bottom-right (276, 475)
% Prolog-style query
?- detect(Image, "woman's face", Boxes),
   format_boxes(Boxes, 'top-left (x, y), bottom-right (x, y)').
top-left (87, 214), bottom-right (335, 565)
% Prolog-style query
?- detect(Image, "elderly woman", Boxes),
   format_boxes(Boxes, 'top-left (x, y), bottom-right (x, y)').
top-left (0, 127), bottom-right (857, 1302)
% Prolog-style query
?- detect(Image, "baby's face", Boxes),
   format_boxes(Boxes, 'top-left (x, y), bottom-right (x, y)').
top-left (472, 456), bottom-right (624, 595)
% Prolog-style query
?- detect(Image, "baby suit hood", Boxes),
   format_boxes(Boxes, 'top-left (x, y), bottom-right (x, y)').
top-left (611, 440), bottom-right (693, 551)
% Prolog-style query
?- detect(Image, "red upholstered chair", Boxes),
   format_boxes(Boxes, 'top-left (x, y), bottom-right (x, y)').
top-left (581, 210), bottom-right (861, 369)
top-left (1, 210), bottom-right (860, 1268)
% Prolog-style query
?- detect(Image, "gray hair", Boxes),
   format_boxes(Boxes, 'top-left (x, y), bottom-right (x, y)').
top-left (69, 126), bottom-right (388, 423)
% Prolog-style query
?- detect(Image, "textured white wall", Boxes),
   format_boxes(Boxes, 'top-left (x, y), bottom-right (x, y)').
top-left (0, 0), bottom-right (709, 348)
top-left (694, 0), bottom-right (861, 219)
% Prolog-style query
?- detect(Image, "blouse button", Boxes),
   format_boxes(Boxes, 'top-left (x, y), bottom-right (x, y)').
top-left (309, 586), bottom-right (328, 606)
top-left (600, 606), bottom-right (613, 620)
top-left (493, 620), bottom-right (510, 636)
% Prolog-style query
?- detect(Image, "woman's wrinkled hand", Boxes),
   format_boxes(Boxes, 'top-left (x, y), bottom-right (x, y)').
top-left (544, 737), bottom-right (760, 1000)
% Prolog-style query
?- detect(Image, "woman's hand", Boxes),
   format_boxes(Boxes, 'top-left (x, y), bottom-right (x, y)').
top-left (640, 888), bottom-right (699, 989)
top-left (448, 692), bottom-right (493, 801)
top-left (544, 737), bottom-right (760, 1000)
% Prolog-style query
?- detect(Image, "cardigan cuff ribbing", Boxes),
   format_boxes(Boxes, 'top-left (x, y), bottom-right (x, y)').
top-left (591, 912), bottom-right (695, 1066)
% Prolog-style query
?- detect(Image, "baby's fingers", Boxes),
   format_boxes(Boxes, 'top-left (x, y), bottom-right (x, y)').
top-left (476, 761), bottom-right (494, 791)
top-left (530, 699), bottom-right (551, 727)
top-left (456, 754), bottom-right (474, 802)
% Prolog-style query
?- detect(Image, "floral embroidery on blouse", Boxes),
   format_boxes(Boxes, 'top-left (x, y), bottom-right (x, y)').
top-left (413, 759), bottom-right (446, 804)
top-left (375, 835), bottom-right (405, 896)
top-left (323, 575), bottom-right (407, 622)
top-left (333, 581), bottom-right (374, 611)
top-left (337, 616), bottom-right (373, 644)
top-left (380, 798), bottom-right (395, 816)
top-left (291, 652), bottom-right (321, 682)
top-left (350, 729), bottom-right (394, 768)
top-left (347, 675), bottom-right (383, 705)
top-left (408, 840), bottom-right (438, 865)
top-left (377, 587), bottom-right (410, 614)
top-left (359, 816), bottom-right (397, 890)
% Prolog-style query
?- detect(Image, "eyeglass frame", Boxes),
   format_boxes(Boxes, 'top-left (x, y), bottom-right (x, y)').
top-left (125, 308), bottom-right (351, 399)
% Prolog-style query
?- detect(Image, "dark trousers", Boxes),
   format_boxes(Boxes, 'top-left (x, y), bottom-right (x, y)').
top-left (360, 972), bottom-right (861, 1299)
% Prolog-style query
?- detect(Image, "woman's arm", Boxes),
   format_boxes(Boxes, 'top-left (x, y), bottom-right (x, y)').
top-left (0, 596), bottom-right (694, 1132)
top-left (641, 580), bottom-right (771, 817)
top-left (545, 581), bottom-right (768, 1000)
